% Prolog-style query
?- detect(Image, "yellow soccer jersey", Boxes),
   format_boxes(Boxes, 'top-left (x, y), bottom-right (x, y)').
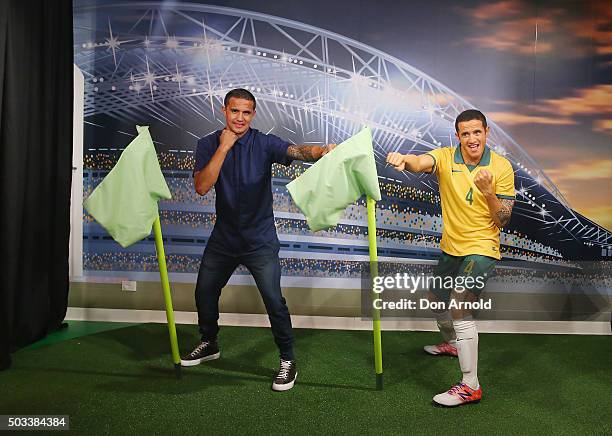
top-left (426, 146), bottom-right (515, 260)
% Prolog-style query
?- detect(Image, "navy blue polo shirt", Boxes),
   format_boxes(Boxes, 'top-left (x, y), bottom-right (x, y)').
top-left (194, 128), bottom-right (293, 254)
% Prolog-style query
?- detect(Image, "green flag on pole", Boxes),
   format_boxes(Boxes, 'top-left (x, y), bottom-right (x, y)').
top-left (286, 125), bottom-right (384, 389)
top-left (84, 125), bottom-right (171, 247)
top-left (286, 126), bottom-right (381, 232)
top-left (84, 125), bottom-right (181, 377)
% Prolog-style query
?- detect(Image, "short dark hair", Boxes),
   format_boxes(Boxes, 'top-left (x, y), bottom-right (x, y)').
top-left (455, 109), bottom-right (487, 132)
top-left (224, 88), bottom-right (256, 110)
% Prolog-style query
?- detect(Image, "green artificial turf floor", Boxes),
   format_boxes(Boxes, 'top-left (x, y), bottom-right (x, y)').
top-left (1, 322), bottom-right (610, 435)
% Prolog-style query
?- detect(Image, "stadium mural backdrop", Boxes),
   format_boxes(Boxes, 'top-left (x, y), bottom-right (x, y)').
top-left (73, 1), bottom-right (611, 318)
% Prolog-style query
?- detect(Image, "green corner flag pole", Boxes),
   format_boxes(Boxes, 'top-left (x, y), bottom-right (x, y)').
top-left (83, 126), bottom-right (179, 377)
top-left (153, 216), bottom-right (181, 378)
top-left (367, 196), bottom-right (383, 390)
top-left (283, 125), bottom-right (382, 388)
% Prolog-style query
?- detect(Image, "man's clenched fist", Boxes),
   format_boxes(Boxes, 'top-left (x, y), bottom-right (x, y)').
top-left (220, 128), bottom-right (239, 152)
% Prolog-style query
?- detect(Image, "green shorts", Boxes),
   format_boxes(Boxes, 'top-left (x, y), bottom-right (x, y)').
top-left (430, 252), bottom-right (497, 303)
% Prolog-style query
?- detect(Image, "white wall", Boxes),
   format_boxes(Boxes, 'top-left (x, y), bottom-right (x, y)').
top-left (69, 65), bottom-right (84, 278)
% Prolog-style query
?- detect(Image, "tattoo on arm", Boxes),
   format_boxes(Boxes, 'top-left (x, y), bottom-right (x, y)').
top-left (287, 145), bottom-right (321, 162)
top-left (496, 199), bottom-right (514, 227)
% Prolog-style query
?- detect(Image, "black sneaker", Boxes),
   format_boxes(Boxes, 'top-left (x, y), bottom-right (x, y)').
top-left (272, 359), bottom-right (297, 391)
top-left (180, 340), bottom-right (220, 367)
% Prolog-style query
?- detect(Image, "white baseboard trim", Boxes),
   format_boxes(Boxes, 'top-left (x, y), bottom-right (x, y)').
top-left (65, 307), bottom-right (611, 335)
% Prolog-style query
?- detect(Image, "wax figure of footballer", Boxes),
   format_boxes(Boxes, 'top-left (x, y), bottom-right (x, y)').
top-left (386, 109), bottom-right (515, 407)
top-left (181, 89), bottom-right (336, 391)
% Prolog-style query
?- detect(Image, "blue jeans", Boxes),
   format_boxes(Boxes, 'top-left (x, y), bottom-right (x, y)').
top-left (195, 240), bottom-right (295, 360)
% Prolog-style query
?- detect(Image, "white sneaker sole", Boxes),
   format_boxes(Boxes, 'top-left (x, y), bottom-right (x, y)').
top-left (272, 372), bottom-right (297, 392)
top-left (180, 351), bottom-right (220, 367)
top-left (432, 398), bottom-right (480, 407)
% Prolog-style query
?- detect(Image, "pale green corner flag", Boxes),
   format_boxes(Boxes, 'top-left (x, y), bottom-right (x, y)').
top-left (286, 126), bottom-right (381, 231)
top-left (84, 125), bottom-right (172, 247)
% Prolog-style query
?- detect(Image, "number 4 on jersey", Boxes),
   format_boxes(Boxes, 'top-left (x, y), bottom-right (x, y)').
top-left (465, 187), bottom-right (474, 205)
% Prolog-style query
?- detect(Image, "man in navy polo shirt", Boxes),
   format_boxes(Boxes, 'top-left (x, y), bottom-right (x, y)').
top-left (181, 88), bottom-right (336, 391)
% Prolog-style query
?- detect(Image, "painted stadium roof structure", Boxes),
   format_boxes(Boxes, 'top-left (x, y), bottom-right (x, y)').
top-left (73, 2), bottom-right (611, 258)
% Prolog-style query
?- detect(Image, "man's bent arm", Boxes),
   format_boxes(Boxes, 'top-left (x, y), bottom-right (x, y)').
top-left (194, 148), bottom-right (229, 196)
top-left (287, 144), bottom-right (333, 162)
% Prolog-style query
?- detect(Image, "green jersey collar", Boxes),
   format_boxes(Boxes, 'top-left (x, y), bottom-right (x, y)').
top-left (454, 145), bottom-right (491, 167)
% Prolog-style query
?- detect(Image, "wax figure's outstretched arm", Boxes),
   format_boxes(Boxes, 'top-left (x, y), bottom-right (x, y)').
top-left (386, 152), bottom-right (514, 228)
top-left (472, 170), bottom-right (514, 229)
top-left (386, 152), bottom-right (435, 173)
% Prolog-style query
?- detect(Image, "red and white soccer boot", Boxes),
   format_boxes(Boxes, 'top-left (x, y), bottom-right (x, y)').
top-left (433, 382), bottom-right (482, 407)
top-left (423, 341), bottom-right (458, 356)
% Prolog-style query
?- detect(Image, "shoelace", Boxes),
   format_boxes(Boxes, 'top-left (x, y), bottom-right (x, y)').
top-left (447, 383), bottom-right (465, 395)
top-left (438, 342), bottom-right (456, 352)
top-left (277, 360), bottom-right (293, 380)
top-left (190, 341), bottom-right (210, 357)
